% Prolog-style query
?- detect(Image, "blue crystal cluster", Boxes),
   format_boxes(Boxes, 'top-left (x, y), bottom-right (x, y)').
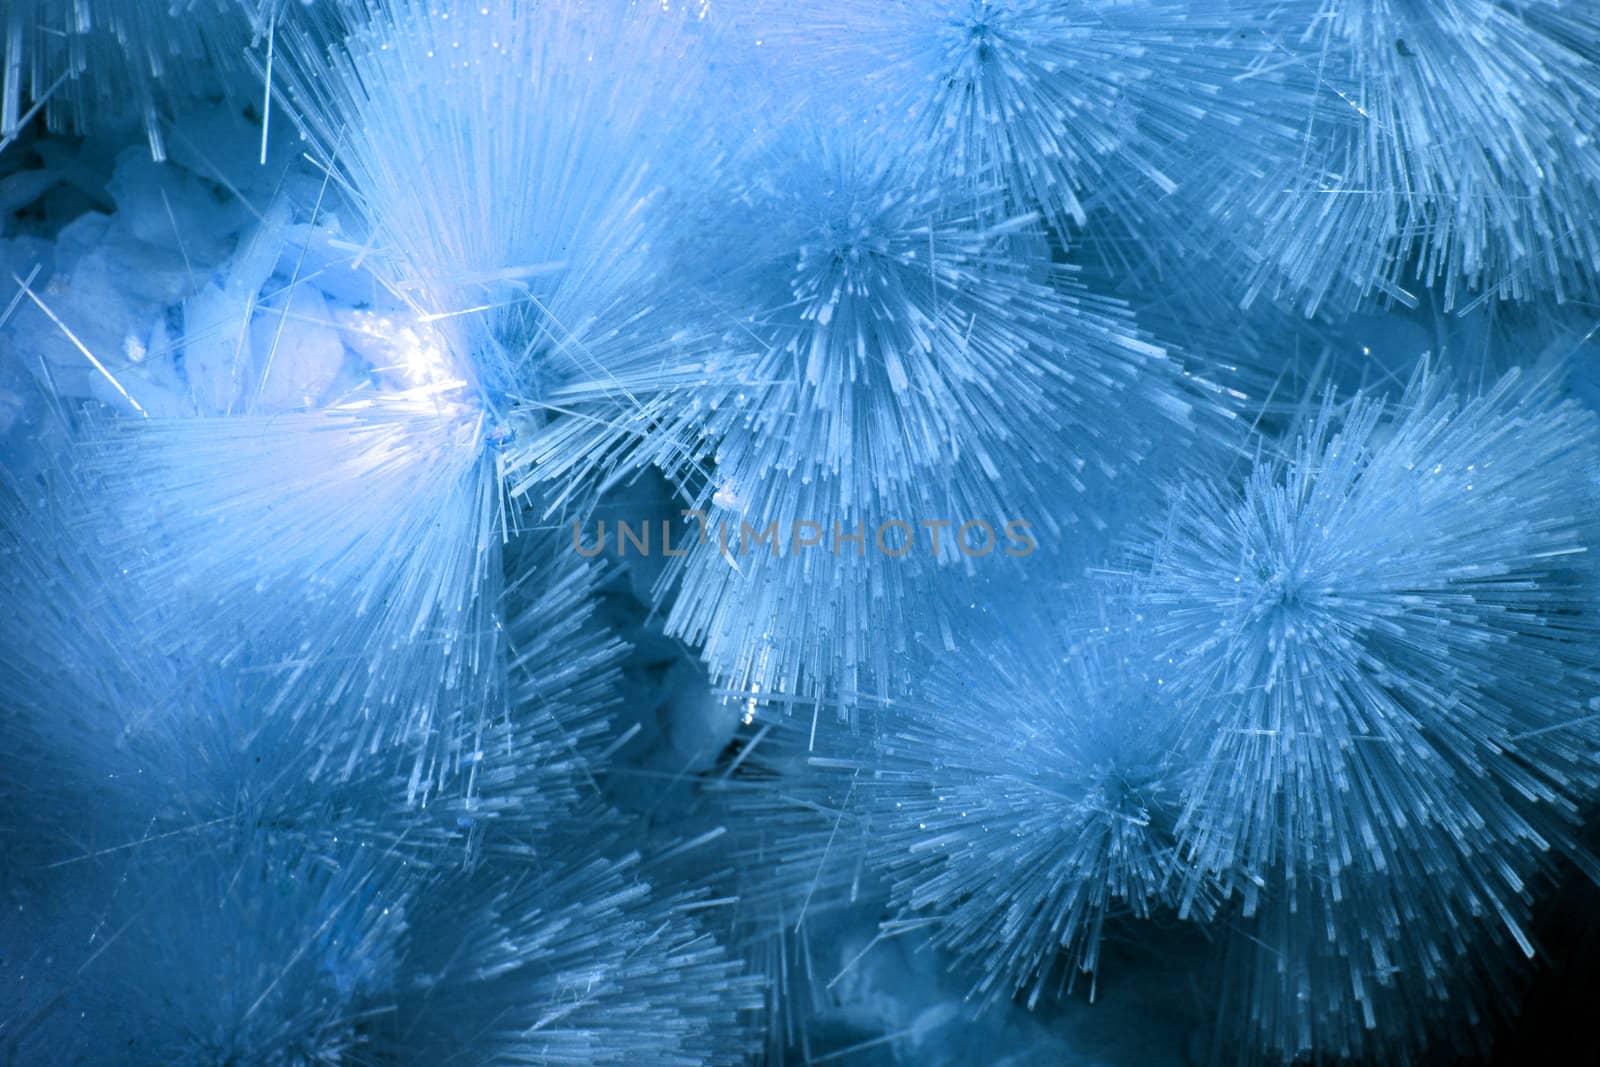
top-left (3, 1), bottom-right (1599, 1063)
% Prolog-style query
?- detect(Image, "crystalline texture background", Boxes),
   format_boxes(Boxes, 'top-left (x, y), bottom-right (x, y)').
top-left (2, 1), bottom-right (1599, 1064)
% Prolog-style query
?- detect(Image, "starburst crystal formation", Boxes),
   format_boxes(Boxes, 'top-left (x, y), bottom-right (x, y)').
top-left (1231, 0), bottom-right (1600, 313)
top-left (616, 129), bottom-right (1196, 700)
top-left (848, 615), bottom-right (1197, 1009)
top-left (1133, 365), bottom-right (1600, 1054)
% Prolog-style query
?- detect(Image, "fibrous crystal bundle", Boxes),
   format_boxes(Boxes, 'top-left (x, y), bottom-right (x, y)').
top-left (2, 1), bottom-right (1599, 1064)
